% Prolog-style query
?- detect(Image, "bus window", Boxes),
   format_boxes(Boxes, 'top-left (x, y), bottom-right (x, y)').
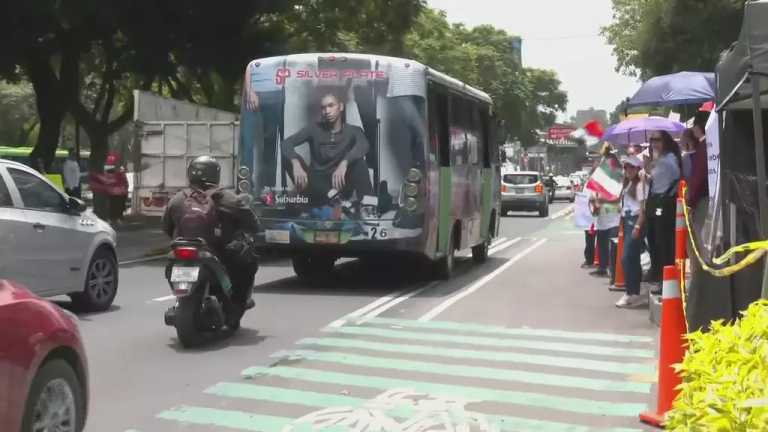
top-left (428, 86), bottom-right (450, 167)
top-left (469, 103), bottom-right (481, 166)
top-left (450, 95), bottom-right (469, 166)
top-left (480, 107), bottom-right (491, 168)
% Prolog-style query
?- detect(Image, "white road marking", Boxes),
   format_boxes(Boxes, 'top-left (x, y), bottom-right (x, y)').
top-left (327, 289), bottom-right (411, 328)
top-left (150, 295), bottom-right (176, 302)
top-left (418, 238), bottom-right (548, 322)
top-left (354, 281), bottom-right (439, 324)
top-left (488, 237), bottom-right (521, 256)
top-left (549, 206), bottom-right (574, 220)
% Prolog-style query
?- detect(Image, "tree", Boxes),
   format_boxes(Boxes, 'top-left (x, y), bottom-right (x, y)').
top-left (602, 0), bottom-right (745, 79)
top-left (405, 9), bottom-right (567, 147)
top-left (0, 82), bottom-right (38, 147)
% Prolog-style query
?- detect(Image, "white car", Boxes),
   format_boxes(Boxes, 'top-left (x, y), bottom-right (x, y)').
top-left (0, 159), bottom-right (118, 311)
top-left (552, 176), bottom-right (576, 202)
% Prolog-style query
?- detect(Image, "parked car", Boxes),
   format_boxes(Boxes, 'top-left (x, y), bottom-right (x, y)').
top-left (0, 280), bottom-right (89, 432)
top-left (0, 159), bottom-right (119, 311)
top-left (552, 176), bottom-right (576, 202)
top-left (500, 170), bottom-right (549, 217)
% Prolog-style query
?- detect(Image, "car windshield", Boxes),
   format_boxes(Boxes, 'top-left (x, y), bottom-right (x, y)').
top-left (503, 174), bottom-right (539, 185)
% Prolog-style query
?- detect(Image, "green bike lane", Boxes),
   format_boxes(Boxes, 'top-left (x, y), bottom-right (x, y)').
top-left (124, 208), bottom-right (659, 432)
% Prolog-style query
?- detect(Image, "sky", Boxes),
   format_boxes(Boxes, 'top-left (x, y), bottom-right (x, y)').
top-left (427, 0), bottom-right (641, 123)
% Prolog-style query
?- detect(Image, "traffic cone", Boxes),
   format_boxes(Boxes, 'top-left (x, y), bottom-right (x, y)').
top-left (639, 265), bottom-right (688, 428)
top-left (593, 227), bottom-right (601, 267)
top-left (611, 221), bottom-right (626, 291)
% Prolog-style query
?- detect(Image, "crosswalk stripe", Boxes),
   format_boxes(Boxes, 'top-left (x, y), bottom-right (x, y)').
top-left (328, 326), bottom-right (655, 358)
top-left (206, 383), bottom-right (644, 432)
top-left (364, 317), bottom-right (654, 343)
top-left (298, 337), bottom-right (655, 375)
top-left (157, 406), bottom-right (286, 432)
top-left (271, 349), bottom-right (651, 393)
top-left (241, 366), bottom-right (648, 417)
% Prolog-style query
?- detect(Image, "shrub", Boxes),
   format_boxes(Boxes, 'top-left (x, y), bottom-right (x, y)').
top-left (666, 300), bottom-right (768, 431)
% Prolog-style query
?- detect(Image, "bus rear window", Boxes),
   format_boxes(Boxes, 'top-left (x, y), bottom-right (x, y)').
top-left (503, 174), bottom-right (539, 185)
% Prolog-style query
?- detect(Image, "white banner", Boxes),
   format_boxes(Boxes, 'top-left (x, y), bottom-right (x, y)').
top-left (574, 192), bottom-right (595, 229)
top-left (705, 109), bottom-right (720, 199)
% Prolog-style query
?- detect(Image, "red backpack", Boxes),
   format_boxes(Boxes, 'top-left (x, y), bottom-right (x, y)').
top-left (177, 188), bottom-right (220, 246)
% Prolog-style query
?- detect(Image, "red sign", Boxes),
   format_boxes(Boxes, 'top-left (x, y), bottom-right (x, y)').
top-left (547, 126), bottom-right (577, 140)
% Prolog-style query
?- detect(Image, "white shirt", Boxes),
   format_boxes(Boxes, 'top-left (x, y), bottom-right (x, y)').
top-left (62, 159), bottom-right (81, 189)
top-left (622, 179), bottom-right (648, 216)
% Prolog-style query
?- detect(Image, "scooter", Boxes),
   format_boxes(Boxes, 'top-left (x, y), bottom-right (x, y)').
top-left (163, 238), bottom-right (254, 348)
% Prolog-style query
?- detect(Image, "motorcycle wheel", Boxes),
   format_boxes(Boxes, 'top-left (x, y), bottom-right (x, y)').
top-left (175, 286), bottom-right (207, 348)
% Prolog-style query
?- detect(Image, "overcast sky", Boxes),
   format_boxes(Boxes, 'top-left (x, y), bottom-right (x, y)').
top-left (427, 0), bottom-right (641, 121)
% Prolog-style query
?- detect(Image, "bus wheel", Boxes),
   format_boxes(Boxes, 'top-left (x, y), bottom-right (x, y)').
top-left (293, 254), bottom-right (335, 282)
top-left (434, 229), bottom-right (456, 280)
top-left (472, 239), bottom-right (489, 263)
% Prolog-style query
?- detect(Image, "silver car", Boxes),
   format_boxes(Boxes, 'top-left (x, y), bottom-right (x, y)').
top-left (500, 171), bottom-right (549, 217)
top-left (552, 176), bottom-right (576, 202)
top-left (0, 159), bottom-right (119, 311)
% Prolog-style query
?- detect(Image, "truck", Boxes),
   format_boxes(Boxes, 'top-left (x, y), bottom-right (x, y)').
top-left (130, 90), bottom-right (239, 216)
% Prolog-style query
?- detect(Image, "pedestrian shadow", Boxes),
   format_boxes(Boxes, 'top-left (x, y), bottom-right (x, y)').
top-left (166, 327), bottom-right (268, 353)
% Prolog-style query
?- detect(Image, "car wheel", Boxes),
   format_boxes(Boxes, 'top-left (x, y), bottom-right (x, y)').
top-left (21, 359), bottom-right (86, 432)
top-left (71, 247), bottom-right (118, 312)
top-left (569, 196), bottom-right (575, 203)
top-left (539, 204), bottom-right (549, 218)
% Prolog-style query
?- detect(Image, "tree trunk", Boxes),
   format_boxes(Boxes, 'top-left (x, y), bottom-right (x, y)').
top-left (25, 56), bottom-right (65, 171)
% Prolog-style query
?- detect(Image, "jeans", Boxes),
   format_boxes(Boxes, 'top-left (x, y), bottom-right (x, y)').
top-left (288, 158), bottom-right (374, 206)
top-left (597, 226), bottom-right (619, 272)
top-left (622, 216), bottom-right (644, 295)
top-left (584, 230), bottom-right (596, 264)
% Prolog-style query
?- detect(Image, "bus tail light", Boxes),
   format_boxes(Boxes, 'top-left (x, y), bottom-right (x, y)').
top-left (535, 183), bottom-right (544, 194)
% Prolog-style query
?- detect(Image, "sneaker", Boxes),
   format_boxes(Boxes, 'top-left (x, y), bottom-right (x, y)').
top-left (629, 294), bottom-right (649, 307)
top-left (580, 262), bottom-right (593, 269)
top-left (589, 269), bottom-right (608, 277)
top-left (615, 294), bottom-right (632, 307)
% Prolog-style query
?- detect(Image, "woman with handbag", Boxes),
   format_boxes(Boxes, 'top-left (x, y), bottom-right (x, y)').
top-left (643, 131), bottom-right (682, 289)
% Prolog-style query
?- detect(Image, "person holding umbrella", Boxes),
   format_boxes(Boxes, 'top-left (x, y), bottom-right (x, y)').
top-left (643, 131), bottom-right (682, 287)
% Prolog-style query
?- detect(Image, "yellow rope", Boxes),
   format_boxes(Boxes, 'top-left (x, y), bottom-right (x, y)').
top-left (681, 184), bottom-right (768, 277)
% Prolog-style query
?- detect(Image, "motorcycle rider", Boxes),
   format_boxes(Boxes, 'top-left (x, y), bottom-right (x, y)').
top-left (162, 156), bottom-right (258, 324)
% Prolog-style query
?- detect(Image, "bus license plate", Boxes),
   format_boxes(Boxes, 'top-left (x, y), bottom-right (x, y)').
top-left (171, 266), bottom-right (200, 282)
top-left (315, 231), bottom-right (340, 244)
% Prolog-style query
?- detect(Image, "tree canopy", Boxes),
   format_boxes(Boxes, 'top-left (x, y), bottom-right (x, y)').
top-left (602, 0), bottom-right (745, 80)
top-left (0, 1), bottom-right (567, 165)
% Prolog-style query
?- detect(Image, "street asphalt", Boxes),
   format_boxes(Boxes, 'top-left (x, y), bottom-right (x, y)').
top-left (59, 202), bottom-right (658, 432)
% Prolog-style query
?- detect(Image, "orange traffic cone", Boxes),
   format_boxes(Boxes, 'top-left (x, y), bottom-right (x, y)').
top-left (611, 221), bottom-right (626, 291)
top-left (640, 265), bottom-right (688, 428)
top-left (593, 232), bottom-right (600, 267)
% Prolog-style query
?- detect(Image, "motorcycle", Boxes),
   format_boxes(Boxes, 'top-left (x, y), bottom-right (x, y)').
top-left (163, 238), bottom-right (255, 347)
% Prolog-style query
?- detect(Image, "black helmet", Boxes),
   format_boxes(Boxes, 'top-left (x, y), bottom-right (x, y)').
top-left (187, 156), bottom-right (221, 189)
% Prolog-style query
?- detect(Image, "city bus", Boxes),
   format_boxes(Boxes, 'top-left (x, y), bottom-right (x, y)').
top-left (238, 53), bottom-right (501, 280)
top-left (0, 146), bottom-right (90, 191)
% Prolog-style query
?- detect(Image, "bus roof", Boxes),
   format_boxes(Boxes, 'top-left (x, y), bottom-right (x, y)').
top-left (247, 53), bottom-right (493, 105)
top-left (0, 146), bottom-right (91, 157)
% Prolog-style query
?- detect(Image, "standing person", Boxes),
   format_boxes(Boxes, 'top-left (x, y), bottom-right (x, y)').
top-left (63, 149), bottom-right (82, 199)
top-left (616, 155), bottom-right (649, 307)
top-left (687, 112), bottom-right (710, 211)
top-left (644, 130), bottom-right (682, 288)
top-left (590, 147), bottom-right (621, 277)
top-left (89, 152), bottom-right (129, 225)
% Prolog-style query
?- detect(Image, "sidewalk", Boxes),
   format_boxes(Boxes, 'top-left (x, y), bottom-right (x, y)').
top-left (115, 216), bottom-right (169, 263)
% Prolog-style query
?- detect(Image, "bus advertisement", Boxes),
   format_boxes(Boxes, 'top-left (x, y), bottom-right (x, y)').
top-left (238, 54), bottom-right (500, 280)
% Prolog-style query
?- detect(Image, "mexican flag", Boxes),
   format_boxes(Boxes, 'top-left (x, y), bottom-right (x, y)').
top-left (586, 158), bottom-right (623, 201)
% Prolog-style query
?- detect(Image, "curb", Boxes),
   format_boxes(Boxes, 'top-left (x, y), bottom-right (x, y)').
top-left (649, 293), bottom-right (662, 327)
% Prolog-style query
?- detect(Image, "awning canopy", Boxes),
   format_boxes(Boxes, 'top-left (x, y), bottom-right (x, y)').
top-left (717, 0), bottom-right (768, 110)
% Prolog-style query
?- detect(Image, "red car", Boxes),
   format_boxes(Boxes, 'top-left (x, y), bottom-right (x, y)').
top-left (0, 280), bottom-right (89, 432)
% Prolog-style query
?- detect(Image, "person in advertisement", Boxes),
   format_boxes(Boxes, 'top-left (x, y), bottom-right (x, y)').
top-left (280, 90), bottom-right (374, 211)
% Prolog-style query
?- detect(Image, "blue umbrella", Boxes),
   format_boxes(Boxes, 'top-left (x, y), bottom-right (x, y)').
top-left (603, 116), bottom-right (687, 146)
top-left (627, 71), bottom-right (715, 107)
